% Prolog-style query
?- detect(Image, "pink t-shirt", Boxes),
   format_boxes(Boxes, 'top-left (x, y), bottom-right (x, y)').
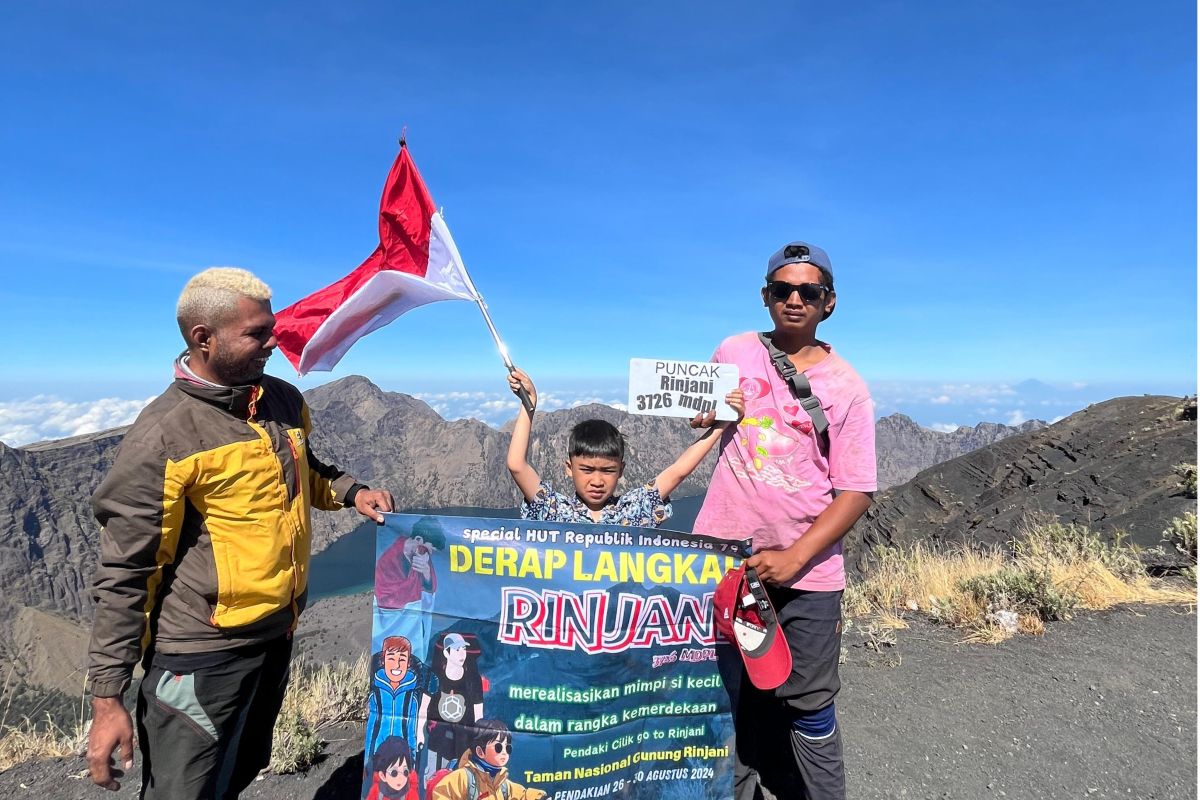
top-left (693, 332), bottom-right (877, 591)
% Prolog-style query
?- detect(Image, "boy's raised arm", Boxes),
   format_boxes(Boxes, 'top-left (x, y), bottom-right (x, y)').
top-left (506, 367), bottom-right (543, 502)
top-left (653, 389), bottom-right (744, 499)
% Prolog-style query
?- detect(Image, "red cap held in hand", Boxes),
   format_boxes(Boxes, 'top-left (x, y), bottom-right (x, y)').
top-left (712, 564), bottom-right (793, 690)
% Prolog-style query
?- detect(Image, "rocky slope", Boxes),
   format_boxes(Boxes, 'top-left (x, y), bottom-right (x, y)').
top-left (851, 395), bottom-right (1197, 569)
top-left (0, 430), bottom-right (125, 636)
top-left (874, 413), bottom-right (1044, 488)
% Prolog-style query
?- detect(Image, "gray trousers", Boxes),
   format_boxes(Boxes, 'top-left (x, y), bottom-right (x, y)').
top-left (719, 588), bottom-right (845, 800)
top-left (136, 636), bottom-right (293, 800)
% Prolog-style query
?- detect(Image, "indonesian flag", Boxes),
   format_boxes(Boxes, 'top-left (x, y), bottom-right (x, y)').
top-left (274, 144), bottom-right (480, 375)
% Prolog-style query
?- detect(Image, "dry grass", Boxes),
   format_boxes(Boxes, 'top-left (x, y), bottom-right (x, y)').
top-left (1163, 512), bottom-right (1197, 559)
top-left (1175, 463), bottom-right (1197, 499)
top-left (269, 654), bottom-right (369, 774)
top-left (847, 516), bottom-right (1196, 644)
top-left (0, 654), bottom-right (371, 775)
top-left (0, 714), bottom-right (87, 772)
top-left (0, 663), bottom-right (89, 772)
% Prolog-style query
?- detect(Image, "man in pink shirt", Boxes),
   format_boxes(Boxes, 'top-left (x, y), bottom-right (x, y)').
top-left (695, 241), bottom-right (876, 800)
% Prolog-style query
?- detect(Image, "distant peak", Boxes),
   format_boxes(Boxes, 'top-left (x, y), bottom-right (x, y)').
top-left (877, 412), bottom-right (921, 428)
top-left (304, 374), bottom-right (386, 403)
top-left (326, 374), bottom-right (380, 391)
top-left (1012, 378), bottom-right (1056, 393)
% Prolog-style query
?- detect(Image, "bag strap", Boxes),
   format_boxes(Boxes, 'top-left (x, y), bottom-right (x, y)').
top-left (757, 332), bottom-right (830, 452)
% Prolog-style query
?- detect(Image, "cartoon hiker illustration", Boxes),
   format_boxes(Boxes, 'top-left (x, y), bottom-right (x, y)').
top-left (375, 516), bottom-right (448, 659)
top-left (376, 516), bottom-right (448, 609)
top-left (366, 736), bottom-right (419, 800)
top-left (429, 719), bottom-right (545, 800)
top-left (367, 636), bottom-right (437, 762)
top-left (427, 633), bottom-right (486, 773)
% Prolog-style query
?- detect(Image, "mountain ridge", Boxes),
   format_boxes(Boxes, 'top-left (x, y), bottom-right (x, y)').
top-left (851, 394), bottom-right (1196, 569)
top-left (0, 374), bottom-right (1047, 638)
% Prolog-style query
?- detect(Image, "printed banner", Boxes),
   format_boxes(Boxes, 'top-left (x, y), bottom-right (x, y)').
top-left (363, 513), bottom-right (749, 800)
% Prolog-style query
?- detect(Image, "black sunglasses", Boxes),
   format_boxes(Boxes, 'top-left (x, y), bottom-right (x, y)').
top-left (765, 280), bottom-right (829, 304)
top-left (490, 741), bottom-right (513, 754)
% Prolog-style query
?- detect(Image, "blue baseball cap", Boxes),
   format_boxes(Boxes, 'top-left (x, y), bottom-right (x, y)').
top-left (766, 241), bottom-right (833, 281)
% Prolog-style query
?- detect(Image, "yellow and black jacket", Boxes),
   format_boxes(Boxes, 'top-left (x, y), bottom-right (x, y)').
top-left (87, 371), bottom-right (359, 698)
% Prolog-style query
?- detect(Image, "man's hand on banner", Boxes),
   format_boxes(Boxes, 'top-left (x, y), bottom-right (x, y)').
top-left (354, 489), bottom-right (395, 523)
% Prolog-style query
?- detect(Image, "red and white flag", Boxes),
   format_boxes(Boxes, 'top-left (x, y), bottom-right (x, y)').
top-left (274, 144), bottom-right (479, 375)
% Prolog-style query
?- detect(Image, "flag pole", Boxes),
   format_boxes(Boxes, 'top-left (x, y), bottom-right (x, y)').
top-left (447, 234), bottom-right (535, 415)
top-left (472, 293), bottom-right (535, 414)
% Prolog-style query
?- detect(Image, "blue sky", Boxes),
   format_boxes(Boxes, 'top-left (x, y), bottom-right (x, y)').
top-left (0, 2), bottom-right (1195, 444)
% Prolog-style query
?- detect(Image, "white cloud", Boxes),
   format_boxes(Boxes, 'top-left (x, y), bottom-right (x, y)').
top-left (0, 395), bottom-right (153, 447)
top-left (413, 389), bottom-right (625, 428)
top-left (930, 422), bottom-right (960, 433)
top-left (1005, 409), bottom-right (1027, 425)
top-left (871, 380), bottom-right (1020, 409)
top-left (477, 399), bottom-right (519, 414)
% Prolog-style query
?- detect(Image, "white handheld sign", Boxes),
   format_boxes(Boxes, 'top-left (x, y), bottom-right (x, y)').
top-left (628, 358), bottom-right (741, 421)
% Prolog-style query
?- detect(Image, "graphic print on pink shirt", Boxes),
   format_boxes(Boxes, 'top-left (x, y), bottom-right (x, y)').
top-left (735, 376), bottom-right (827, 472)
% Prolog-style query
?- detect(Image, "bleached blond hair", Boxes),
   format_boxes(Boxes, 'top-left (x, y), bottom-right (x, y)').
top-left (176, 267), bottom-right (272, 340)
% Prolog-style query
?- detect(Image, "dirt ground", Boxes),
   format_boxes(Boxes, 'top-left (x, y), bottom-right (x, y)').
top-left (4, 602), bottom-right (1193, 800)
top-left (839, 605), bottom-right (1196, 800)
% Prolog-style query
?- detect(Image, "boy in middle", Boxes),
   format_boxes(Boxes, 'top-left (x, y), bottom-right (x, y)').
top-left (506, 368), bottom-right (743, 526)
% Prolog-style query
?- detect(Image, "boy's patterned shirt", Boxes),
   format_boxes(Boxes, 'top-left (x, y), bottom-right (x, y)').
top-left (520, 480), bottom-right (672, 527)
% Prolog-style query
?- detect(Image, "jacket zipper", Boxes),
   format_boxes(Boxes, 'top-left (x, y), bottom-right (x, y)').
top-left (286, 436), bottom-right (301, 500)
top-left (283, 434), bottom-right (301, 627)
top-left (246, 385), bottom-right (300, 629)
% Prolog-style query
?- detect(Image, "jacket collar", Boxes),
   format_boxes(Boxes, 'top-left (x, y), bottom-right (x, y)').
top-left (466, 754), bottom-right (508, 783)
top-left (373, 668), bottom-right (417, 693)
top-left (173, 353), bottom-right (261, 419)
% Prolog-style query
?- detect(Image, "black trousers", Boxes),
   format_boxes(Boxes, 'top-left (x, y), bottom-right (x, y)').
top-left (719, 588), bottom-right (845, 800)
top-left (136, 636), bottom-right (293, 800)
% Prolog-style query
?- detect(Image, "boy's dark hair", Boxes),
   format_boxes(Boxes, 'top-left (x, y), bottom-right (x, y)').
top-left (568, 419), bottom-right (625, 461)
top-left (371, 735), bottom-right (413, 773)
top-left (471, 718), bottom-right (513, 751)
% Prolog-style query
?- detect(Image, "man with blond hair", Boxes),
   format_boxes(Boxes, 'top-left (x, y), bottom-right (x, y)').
top-left (86, 267), bottom-right (395, 799)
